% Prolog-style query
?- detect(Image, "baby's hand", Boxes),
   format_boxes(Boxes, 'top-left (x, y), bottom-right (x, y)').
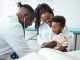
top-left (41, 41), bottom-right (57, 48)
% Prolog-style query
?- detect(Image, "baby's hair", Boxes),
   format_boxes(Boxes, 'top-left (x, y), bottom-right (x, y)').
top-left (51, 16), bottom-right (66, 27)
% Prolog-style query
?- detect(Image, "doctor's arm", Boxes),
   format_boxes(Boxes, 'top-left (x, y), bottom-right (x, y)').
top-left (2, 22), bottom-right (30, 57)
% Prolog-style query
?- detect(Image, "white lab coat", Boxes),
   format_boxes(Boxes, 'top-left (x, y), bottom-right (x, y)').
top-left (37, 22), bottom-right (53, 46)
top-left (37, 22), bottom-right (75, 51)
top-left (0, 14), bottom-right (31, 59)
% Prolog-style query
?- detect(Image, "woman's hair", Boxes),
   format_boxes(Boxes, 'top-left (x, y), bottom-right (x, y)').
top-left (17, 2), bottom-right (34, 15)
top-left (51, 16), bottom-right (66, 28)
top-left (35, 3), bottom-right (54, 29)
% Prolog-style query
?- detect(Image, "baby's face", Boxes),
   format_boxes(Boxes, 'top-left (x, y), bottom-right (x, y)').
top-left (51, 22), bottom-right (63, 34)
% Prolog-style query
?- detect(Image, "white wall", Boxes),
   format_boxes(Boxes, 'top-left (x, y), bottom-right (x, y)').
top-left (0, 0), bottom-right (1, 17)
top-left (21, 0), bottom-right (54, 10)
top-left (0, 0), bottom-right (18, 17)
top-left (53, 0), bottom-right (80, 28)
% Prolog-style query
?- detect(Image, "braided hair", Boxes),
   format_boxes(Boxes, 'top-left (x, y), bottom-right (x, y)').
top-left (17, 2), bottom-right (34, 15)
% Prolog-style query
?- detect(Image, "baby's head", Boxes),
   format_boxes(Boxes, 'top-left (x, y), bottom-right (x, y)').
top-left (51, 16), bottom-right (66, 34)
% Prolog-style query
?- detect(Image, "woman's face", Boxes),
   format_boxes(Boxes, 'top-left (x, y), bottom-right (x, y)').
top-left (40, 12), bottom-right (53, 26)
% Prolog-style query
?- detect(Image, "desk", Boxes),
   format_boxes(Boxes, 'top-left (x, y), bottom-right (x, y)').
top-left (69, 28), bottom-right (80, 50)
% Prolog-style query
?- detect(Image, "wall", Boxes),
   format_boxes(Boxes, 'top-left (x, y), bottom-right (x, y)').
top-left (53, 0), bottom-right (80, 28)
top-left (0, 0), bottom-right (1, 17)
top-left (0, 0), bottom-right (18, 17)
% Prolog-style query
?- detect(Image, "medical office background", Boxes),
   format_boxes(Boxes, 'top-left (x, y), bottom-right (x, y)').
top-left (0, 0), bottom-right (80, 50)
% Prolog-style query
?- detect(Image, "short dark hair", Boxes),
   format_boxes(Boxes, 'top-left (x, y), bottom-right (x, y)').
top-left (17, 2), bottom-right (34, 14)
top-left (35, 3), bottom-right (54, 29)
top-left (51, 16), bottom-right (66, 27)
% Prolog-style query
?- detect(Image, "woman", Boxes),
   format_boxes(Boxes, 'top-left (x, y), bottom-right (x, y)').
top-left (35, 3), bottom-right (54, 46)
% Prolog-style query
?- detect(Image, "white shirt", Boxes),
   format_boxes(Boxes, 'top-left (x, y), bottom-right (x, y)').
top-left (52, 33), bottom-right (68, 49)
top-left (37, 22), bottom-right (53, 46)
top-left (0, 14), bottom-right (31, 58)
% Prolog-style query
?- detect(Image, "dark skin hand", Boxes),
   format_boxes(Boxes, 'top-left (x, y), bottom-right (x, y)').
top-left (57, 46), bottom-right (68, 52)
top-left (41, 41), bottom-right (57, 48)
top-left (41, 41), bottom-right (68, 52)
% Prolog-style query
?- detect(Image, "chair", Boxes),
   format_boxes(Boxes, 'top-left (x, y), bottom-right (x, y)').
top-left (66, 32), bottom-right (75, 51)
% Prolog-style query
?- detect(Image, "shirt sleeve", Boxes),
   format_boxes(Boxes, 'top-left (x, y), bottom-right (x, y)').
top-left (2, 17), bottom-right (30, 57)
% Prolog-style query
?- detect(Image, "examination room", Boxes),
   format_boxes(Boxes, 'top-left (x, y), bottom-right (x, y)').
top-left (0, 0), bottom-right (80, 60)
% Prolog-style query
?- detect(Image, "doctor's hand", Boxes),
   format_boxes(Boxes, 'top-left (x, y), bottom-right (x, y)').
top-left (41, 41), bottom-right (57, 48)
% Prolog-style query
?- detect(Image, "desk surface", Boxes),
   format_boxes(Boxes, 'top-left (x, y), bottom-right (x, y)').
top-left (69, 28), bottom-right (80, 35)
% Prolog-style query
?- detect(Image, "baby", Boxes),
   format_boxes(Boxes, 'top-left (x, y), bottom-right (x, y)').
top-left (41, 16), bottom-right (68, 52)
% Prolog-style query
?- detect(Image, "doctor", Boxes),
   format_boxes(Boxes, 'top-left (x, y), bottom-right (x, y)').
top-left (0, 2), bottom-right (34, 59)
top-left (35, 3), bottom-right (70, 49)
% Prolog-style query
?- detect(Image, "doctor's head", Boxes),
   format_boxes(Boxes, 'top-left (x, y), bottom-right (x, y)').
top-left (17, 2), bottom-right (34, 28)
top-left (35, 3), bottom-right (54, 29)
top-left (51, 16), bottom-right (66, 34)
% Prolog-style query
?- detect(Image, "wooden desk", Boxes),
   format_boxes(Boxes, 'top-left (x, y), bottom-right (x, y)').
top-left (69, 28), bottom-right (80, 50)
